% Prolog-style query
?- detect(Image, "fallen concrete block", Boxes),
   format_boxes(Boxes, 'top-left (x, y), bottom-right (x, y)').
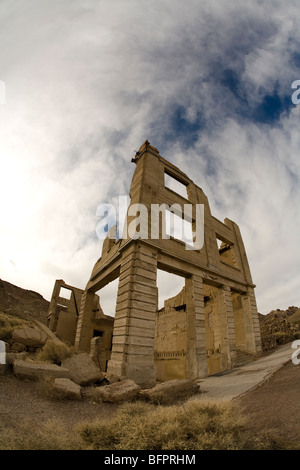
top-left (33, 320), bottom-right (67, 346)
top-left (61, 353), bottom-right (104, 386)
top-left (13, 359), bottom-right (69, 381)
top-left (53, 378), bottom-right (82, 400)
top-left (5, 351), bottom-right (27, 366)
top-left (12, 327), bottom-right (48, 349)
top-left (94, 379), bottom-right (141, 403)
top-left (104, 372), bottom-right (128, 384)
top-left (140, 379), bottom-right (200, 403)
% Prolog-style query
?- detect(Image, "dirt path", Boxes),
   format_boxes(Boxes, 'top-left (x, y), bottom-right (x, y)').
top-left (236, 360), bottom-right (300, 446)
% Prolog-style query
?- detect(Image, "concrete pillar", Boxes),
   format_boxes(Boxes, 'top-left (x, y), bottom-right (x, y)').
top-left (47, 280), bottom-right (63, 330)
top-left (75, 289), bottom-right (96, 351)
top-left (90, 336), bottom-right (107, 371)
top-left (107, 242), bottom-right (158, 388)
top-left (218, 285), bottom-right (237, 369)
top-left (241, 287), bottom-right (262, 354)
top-left (185, 274), bottom-right (208, 379)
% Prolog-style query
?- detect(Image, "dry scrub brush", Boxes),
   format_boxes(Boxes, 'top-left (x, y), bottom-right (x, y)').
top-left (37, 339), bottom-right (73, 365)
top-left (0, 311), bottom-right (31, 343)
top-left (0, 419), bottom-right (85, 450)
top-left (77, 399), bottom-right (280, 451)
top-left (0, 398), bottom-right (285, 450)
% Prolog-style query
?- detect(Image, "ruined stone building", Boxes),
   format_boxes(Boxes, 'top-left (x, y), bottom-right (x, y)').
top-left (47, 140), bottom-right (262, 387)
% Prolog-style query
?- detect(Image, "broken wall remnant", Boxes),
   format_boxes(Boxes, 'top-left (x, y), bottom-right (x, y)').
top-left (47, 140), bottom-right (262, 388)
top-left (47, 279), bottom-right (114, 371)
top-left (47, 280), bottom-right (83, 345)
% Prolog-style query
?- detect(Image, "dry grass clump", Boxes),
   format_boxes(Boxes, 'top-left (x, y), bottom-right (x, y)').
top-left (0, 311), bottom-right (26, 342)
top-left (77, 399), bottom-right (280, 451)
top-left (0, 324), bottom-right (13, 343)
top-left (37, 339), bottom-right (74, 365)
top-left (0, 419), bottom-right (85, 450)
top-left (35, 374), bottom-right (62, 400)
top-left (0, 398), bottom-right (284, 450)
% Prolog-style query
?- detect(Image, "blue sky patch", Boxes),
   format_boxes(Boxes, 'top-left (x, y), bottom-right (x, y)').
top-left (252, 90), bottom-right (293, 124)
top-left (169, 106), bottom-right (204, 147)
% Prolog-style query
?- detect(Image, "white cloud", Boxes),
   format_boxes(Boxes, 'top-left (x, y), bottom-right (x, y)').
top-left (0, 0), bottom-right (299, 316)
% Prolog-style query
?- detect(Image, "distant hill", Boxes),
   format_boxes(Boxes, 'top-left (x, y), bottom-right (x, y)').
top-left (288, 308), bottom-right (300, 326)
top-left (0, 279), bottom-right (49, 324)
top-left (259, 306), bottom-right (300, 351)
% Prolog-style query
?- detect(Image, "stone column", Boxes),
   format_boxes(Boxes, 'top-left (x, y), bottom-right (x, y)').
top-left (47, 280), bottom-right (62, 331)
top-left (107, 241), bottom-right (158, 388)
top-left (74, 289), bottom-right (96, 352)
top-left (218, 285), bottom-right (237, 369)
top-left (185, 274), bottom-right (208, 379)
top-left (241, 287), bottom-right (262, 354)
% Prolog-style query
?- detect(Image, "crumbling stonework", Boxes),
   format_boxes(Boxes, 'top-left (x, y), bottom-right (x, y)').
top-left (47, 279), bottom-right (114, 370)
top-left (47, 140), bottom-right (262, 388)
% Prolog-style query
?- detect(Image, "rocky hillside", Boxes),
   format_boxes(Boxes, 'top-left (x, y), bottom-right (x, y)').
top-left (0, 279), bottom-right (49, 324)
top-left (259, 306), bottom-right (300, 351)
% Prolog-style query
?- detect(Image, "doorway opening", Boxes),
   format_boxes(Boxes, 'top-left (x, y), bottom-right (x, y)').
top-left (155, 269), bottom-right (187, 381)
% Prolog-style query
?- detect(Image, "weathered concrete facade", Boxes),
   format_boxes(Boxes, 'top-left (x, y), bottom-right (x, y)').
top-left (47, 279), bottom-right (114, 370)
top-left (48, 140), bottom-right (262, 387)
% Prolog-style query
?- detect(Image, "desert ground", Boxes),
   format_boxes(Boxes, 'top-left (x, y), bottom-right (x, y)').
top-left (0, 356), bottom-right (299, 450)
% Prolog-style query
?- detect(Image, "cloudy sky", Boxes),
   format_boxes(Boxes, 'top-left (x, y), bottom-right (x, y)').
top-left (0, 0), bottom-right (299, 316)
